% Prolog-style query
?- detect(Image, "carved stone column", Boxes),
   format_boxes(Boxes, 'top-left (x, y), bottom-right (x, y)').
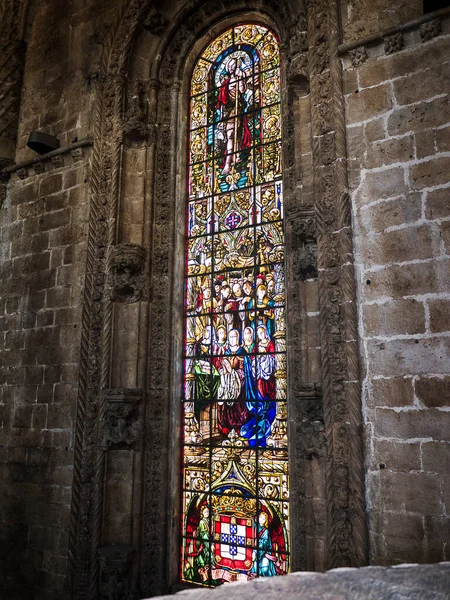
top-left (306, 0), bottom-right (367, 568)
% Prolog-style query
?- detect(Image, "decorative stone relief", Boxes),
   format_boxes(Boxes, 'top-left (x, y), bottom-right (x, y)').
top-left (99, 389), bottom-right (143, 450)
top-left (293, 383), bottom-right (326, 458)
top-left (420, 18), bottom-right (441, 42)
top-left (99, 545), bottom-right (135, 600)
top-left (294, 243), bottom-right (318, 281)
top-left (108, 243), bottom-right (147, 303)
top-left (33, 161), bottom-right (45, 175)
top-left (348, 46), bottom-right (367, 67)
top-left (384, 32), bottom-right (404, 55)
top-left (143, 7), bottom-right (169, 36)
top-left (307, 0), bottom-right (366, 568)
top-left (51, 155), bottom-right (64, 168)
top-left (287, 14), bottom-right (309, 79)
top-left (71, 147), bottom-right (84, 161)
top-left (288, 204), bottom-right (318, 281)
top-left (124, 80), bottom-right (148, 139)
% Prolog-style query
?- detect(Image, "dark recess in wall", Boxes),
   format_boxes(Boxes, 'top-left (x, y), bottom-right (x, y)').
top-left (424, 0), bottom-right (450, 13)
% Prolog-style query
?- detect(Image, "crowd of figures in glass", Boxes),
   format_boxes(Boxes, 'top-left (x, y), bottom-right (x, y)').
top-left (182, 24), bottom-right (289, 587)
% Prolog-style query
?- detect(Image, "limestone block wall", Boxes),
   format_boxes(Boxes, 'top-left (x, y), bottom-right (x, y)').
top-left (340, 0), bottom-right (423, 44)
top-left (0, 1), bottom-right (122, 598)
top-left (0, 155), bottom-right (91, 597)
top-left (343, 12), bottom-right (450, 565)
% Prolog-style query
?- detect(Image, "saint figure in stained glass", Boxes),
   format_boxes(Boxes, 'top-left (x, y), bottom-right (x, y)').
top-left (250, 512), bottom-right (278, 577)
top-left (215, 55), bottom-right (253, 174)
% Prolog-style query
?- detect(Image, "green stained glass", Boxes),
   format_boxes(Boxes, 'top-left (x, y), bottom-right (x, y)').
top-left (182, 23), bottom-right (289, 587)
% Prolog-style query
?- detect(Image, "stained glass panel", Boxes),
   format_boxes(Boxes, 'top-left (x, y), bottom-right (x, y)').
top-left (182, 23), bottom-right (289, 587)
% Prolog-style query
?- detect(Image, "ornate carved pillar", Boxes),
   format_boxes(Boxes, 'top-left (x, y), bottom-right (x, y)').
top-left (306, 0), bottom-right (368, 568)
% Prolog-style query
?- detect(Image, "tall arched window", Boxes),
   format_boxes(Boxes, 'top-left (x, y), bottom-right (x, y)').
top-left (181, 23), bottom-right (289, 587)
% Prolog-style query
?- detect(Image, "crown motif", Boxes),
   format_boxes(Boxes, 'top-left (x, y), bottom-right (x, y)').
top-left (211, 490), bottom-right (257, 516)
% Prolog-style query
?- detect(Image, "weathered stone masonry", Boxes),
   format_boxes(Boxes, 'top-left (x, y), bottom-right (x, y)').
top-left (342, 6), bottom-right (450, 565)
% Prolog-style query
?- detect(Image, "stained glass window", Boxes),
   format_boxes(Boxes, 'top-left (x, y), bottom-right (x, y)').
top-left (181, 23), bottom-right (289, 587)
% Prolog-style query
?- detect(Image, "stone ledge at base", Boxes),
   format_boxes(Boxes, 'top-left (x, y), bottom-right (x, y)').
top-left (147, 563), bottom-right (450, 600)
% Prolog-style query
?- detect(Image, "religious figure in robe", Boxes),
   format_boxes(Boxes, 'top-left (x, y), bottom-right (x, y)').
top-left (231, 282), bottom-right (246, 335)
top-left (216, 56), bottom-right (253, 174)
top-left (193, 326), bottom-right (220, 423)
top-left (256, 236), bottom-right (276, 277)
top-left (195, 283), bottom-right (217, 339)
top-left (249, 283), bottom-right (275, 340)
top-left (217, 329), bottom-right (248, 436)
top-left (212, 325), bottom-right (227, 371)
top-left (216, 284), bottom-right (235, 335)
top-left (242, 326), bottom-right (255, 356)
top-left (255, 324), bottom-right (276, 400)
top-left (240, 325), bottom-right (276, 447)
top-left (249, 512), bottom-right (279, 577)
top-left (184, 506), bottom-right (213, 583)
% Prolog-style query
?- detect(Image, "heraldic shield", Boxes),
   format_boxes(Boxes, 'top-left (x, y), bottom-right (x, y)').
top-left (182, 458), bottom-right (289, 586)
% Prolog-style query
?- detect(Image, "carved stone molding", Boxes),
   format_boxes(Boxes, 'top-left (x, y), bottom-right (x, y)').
top-left (339, 7), bottom-right (450, 57)
top-left (306, 0), bottom-right (367, 568)
top-left (99, 389), bottom-right (143, 450)
top-left (384, 32), bottom-right (404, 55)
top-left (0, 38), bottom-right (25, 165)
top-left (98, 545), bottom-right (135, 600)
top-left (0, 158), bottom-right (12, 207)
top-left (67, 2), bottom-right (154, 597)
top-left (420, 18), bottom-right (441, 42)
top-left (0, 138), bottom-right (93, 181)
top-left (108, 243), bottom-right (148, 303)
top-left (0, 1), bottom-right (26, 166)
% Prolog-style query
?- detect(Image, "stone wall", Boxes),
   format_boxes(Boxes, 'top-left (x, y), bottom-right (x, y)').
top-left (343, 10), bottom-right (450, 565)
top-left (0, 1), bottom-right (119, 598)
top-left (0, 149), bottom-right (91, 599)
top-left (341, 0), bottom-right (423, 43)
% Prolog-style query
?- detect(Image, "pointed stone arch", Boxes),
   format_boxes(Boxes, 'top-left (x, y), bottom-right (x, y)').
top-left (67, 0), bottom-right (367, 597)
